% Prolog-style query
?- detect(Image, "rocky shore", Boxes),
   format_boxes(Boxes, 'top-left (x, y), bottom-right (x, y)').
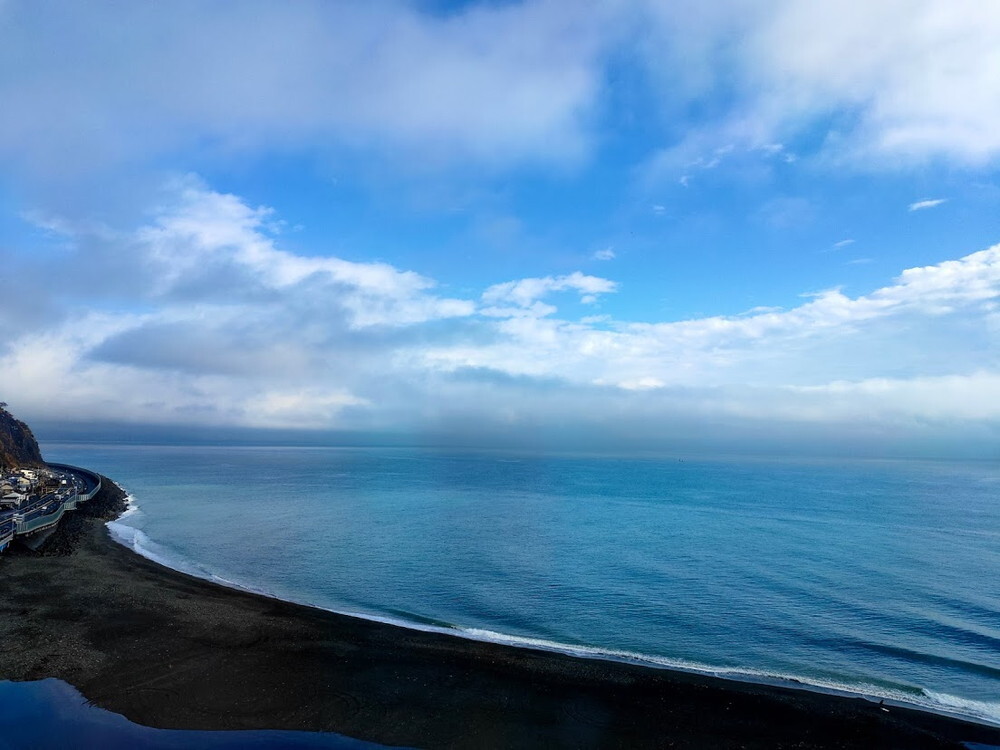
top-left (1, 477), bottom-right (999, 749)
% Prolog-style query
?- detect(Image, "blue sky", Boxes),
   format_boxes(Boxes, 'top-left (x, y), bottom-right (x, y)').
top-left (1, 0), bottom-right (999, 456)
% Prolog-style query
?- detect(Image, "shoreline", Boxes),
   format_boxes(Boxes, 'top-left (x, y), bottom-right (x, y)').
top-left (106, 508), bottom-right (1000, 732)
top-left (1, 477), bottom-right (999, 748)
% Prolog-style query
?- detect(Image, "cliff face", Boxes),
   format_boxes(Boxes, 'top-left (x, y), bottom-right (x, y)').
top-left (0, 404), bottom-right (44, 469)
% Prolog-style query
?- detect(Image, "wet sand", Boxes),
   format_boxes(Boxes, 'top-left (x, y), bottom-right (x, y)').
top-left (1, 478), bottom-right (998, 749)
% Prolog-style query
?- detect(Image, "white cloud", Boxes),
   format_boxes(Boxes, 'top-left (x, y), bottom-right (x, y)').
top-left (2, 4), bottom-right (999, 455)
top-left (754, 0), bottom-right (1000, 164)
top-left (0, 0), bottom-right (618, 179)
top-left (481, 271), bottom-right (618, 310)
top-left (0, 179), bottom-right (481, 427)
top-left (0, 316), bottom-right (370, 429)
top-left (784, 373), bottom-right (1000, 421)
top-left (2, 181), bottom-right (999, 453)
top-left (640, 137), bottom-right (802, 188)
top-left (638, 0), bottom-right (1000, 166)
top-left (252, 389), bottom-right (370, 429)
top-left (5, 0), bottom-right (997, 193)
top-left (616, 376), bottom-right (666, 391)
top-left (479, 301), bottom-right (558, 320)
top-left (136, 177), bottom-right (475, 328)
top-left (419, 244), bottom-right (1000, 401)
top-left (909, 198), bottom-right (948, 212)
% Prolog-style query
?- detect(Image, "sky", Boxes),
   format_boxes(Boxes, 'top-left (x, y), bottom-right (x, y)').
top-left (1, 0), bottom-right (999, 457)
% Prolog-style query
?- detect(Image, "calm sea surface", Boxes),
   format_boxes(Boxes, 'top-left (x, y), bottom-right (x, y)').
top-left (43, 444), bottom-right (1000, 726)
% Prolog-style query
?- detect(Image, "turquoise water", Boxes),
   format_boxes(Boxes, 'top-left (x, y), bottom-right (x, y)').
top-left (44, 444), bottom-right (1000, 726)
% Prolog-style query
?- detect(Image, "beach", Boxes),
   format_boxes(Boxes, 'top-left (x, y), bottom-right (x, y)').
top-left (1, 477), bottom-right (998, 749)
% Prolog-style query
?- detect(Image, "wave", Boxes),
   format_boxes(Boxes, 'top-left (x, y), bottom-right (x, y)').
top-left (117, 493), bottom-right (140, 520)
top-left (105, 513), bottom-right (1000, 731)
top-left (922, 690), bottom-right (1000, 726)
top-left (106, 521), bottom-right (218, 583)
top-left (456, 629), bottom-right (1000, 726)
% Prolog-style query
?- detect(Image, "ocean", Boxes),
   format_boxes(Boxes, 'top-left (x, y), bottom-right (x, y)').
top-left (42, 443), bottom-right (1000, 727)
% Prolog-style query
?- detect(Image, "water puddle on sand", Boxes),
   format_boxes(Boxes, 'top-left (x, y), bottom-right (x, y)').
top-left (0, 679), bottom-right (395, 750)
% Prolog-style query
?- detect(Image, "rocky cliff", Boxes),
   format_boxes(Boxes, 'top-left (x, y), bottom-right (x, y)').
top-left (0, 403), bottom-right (44, 469)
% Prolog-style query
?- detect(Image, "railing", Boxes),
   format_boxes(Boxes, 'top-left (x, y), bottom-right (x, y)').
top-left (14, 488), bottom-right (78, 532)
top-left (0, 516), bottom-right (13, 552)
top-left (0, 463), bottom-right (102, 550)
top-left (46, 463), bottom-right (102, 501)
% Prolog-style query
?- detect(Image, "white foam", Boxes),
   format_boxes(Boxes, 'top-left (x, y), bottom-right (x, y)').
top-left (106, 523), bottom-right (164, 567)
top-left (922, 690), bottom-right (1000, 726)
top-left (117, 494), bottom-right (140, 519)
top-left (106, 520), bottom-right (211, 582)
top-left (104, 516), bottom-right (1000, 731)
top-left (458, 627), bottom-right (708, 672)
top-left (454, 628), bottom-right (925, 706)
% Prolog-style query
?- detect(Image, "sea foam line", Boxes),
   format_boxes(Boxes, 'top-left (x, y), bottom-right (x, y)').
top-left (104, 514), bottom-right (1000, 729)
top-left (117, 493), bottom-right (139, 519)
top-left (455, 628), bottom-right (1000, 727)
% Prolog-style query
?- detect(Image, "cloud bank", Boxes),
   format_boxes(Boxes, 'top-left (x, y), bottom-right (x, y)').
top-left (2, 181), bottom-right (998, 454)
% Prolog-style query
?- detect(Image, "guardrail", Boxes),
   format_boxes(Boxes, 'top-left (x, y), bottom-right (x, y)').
top-left (0, 517), bottom-right (13, 552)
top-left (0, 464), bottom-right (103, 552)
top-left (46, 463), bottom-right (102, 501)
top-left (15, 494), bottom-right (70, 535)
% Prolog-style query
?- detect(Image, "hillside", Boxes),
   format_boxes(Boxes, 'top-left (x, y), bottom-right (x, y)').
top-left (0, 403), bottom-right (45, 469)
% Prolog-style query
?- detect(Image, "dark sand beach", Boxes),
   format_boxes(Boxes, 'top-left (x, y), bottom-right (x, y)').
top-left (1, 478), bottom-right (998, 749)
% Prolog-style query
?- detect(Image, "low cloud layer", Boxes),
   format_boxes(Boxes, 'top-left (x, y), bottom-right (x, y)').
top-left (2, 180), bottom-right (998, 454)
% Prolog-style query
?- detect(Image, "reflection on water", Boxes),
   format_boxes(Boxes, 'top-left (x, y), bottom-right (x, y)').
top-left (0, 679), bottom-right (390, 750)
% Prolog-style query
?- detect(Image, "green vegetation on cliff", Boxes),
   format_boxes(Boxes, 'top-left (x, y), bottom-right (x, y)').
top-left (0, 403), bottom-right (44, 469)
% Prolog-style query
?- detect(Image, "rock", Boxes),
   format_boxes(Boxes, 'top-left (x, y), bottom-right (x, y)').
top-left (0, 402), bottom-right (45, 469)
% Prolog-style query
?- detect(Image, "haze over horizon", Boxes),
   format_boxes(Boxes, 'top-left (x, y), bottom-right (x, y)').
top-left (2, 0), bottom-right (999, 458)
